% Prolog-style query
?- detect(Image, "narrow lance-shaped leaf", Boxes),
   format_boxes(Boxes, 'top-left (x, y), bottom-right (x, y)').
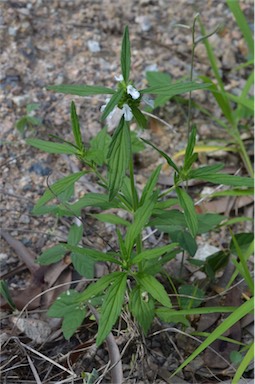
top-left (67, 223), bottom-right (83, 246)
top-left (125, 194), bottom-right (157, 256)
top-left (142, 138), bottom-right (179, 173)
top-left (71, 101), bottom-right (83, 149)
top-left (27, 138), bottom-right (78, 154)
top-left (129, 285), bottom-right (155, 334)
top-left (176, 187), bottom-right (198, 237)
top-left (107, 118), bottom-right (131, 200)
top-left (137, 273), bottom-right (171, 308)
top-left (184, 125), bottom-right (197, 169)
top-left (140, 165), bottom-right (162, 206)
top-left (47, 84), bottom-right (115, 96)
top-left (63, 244), bottom-right (122, 265)
top-left (121, 26), bottom-right (131, 82)
top-left (101, 88), bottom-right (125, 121)
top-left (96, 272), bottom-right (127, 346)
top-left (141, 81), bottom-right (210, 96)
top-left (130, 105), bottom-right (147, 128)
top-left (131, 243), bottom-right (178, 264)
top-left (192, 173), bottom-right (254, 188)
top-left (34, 171), bottom-right (86, 209)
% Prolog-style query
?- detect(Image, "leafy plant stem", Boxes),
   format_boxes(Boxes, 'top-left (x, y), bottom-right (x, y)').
top-left (128, 132), bottom-right (143, 263)
top-left (236, 136), bottom-right (254, 177)
top-left (187, 13), bottom-right (199, 134)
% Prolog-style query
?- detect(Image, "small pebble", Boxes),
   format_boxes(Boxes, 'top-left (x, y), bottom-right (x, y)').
top-left (19, 214), bottom-right (30, 224)
top-left (87, 40), bottom-right (101, 53)
top-left (29, 162), bottom-right (51, 176)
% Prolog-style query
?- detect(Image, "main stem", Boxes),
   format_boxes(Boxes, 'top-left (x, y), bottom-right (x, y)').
top-left (129, 143), bottom-right (143, 257)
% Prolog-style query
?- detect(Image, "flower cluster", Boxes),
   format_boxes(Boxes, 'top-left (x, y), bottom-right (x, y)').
top-left (101, 75), bottom-right (140, 123)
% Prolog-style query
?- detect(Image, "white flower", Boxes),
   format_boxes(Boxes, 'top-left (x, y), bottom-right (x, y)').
top-left (122, 104), bottom-right (133, 121)
top-left (127, 84), bottom-right (140, 100)
top-left (114, 74), bottom-right (124, 82)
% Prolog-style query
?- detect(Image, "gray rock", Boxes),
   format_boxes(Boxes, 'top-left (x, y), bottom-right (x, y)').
top-left (12, 95), bottom-right (30, 107)
top-left (87, 40), bottom-right (101, 53)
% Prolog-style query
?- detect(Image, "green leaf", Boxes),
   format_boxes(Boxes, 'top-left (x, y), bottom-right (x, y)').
top-left (209, 188), bottom-right (254, 198)
top-left (101, 88), bottom-right (125, 121)
top-left (146, 71), bottom-right (171, 86)
top-left (203, 251), bottom-right (229, 279)
top-left (48, 289), bottom-right (82, 317)
top-left (34, 171), bottom-right (86, 209)
top-left (67, 224), bottom-right (83, 246)
top-left (196, 173), bottom-right (254, 187)
top-left (226, 0), bottom-right (254, 59)
top-left (90, 213), bottom-right (130, 227)
top-left (0, 280), bottom-right (16, 309)
top-left (156, 308), bottom-right (190, 326)
top-left (141, 81), bottom-right (210, 96)
top-left (141, 138), bottom-right (179, 173)
top-left (47, 84), bottom-right (115, 96)
top-left (184, 125), bottom-right (197, 169)
top-left (170, 230), bottom-right (197, 257)
top-left (178, 285), bottom-right (205, 309)
top-left (71, 193), bottom-right (120, 213)
top-left (130, 106), bottom-right (147, 128)
top-left (96, 272), bottom-right (127, 346)
top-left (200, 76), bottom-right (234, 124)
top-left (121, 26), bottom-right (131, 82)
top-left (176, 187), bottom-right (198, 237)
top-left (145, 71), bottom-right (173, 107)
top-left (188, 164), bottom-right (224, 178)
top-left (87, 127), bottom-right (111, 166)
top-left (130, 131), bottom-right (145, 153)
top-left (37, 244), bottom-right (66, 265)
top-left (137, 273), bottom-right (171, 308)
top-left (71, 253), bottom-right (95, 279)
top-left (79, 272), bottom-right (123, 302)
top-left (27, 138), bottom-right (78, 154)
top-left (149, 209), bottom-right (186, 232)
top-left (230, 233), bottom-right (254, 256)
top-left (156, 306), bottom-right (235, 321)
top-left (125, 194), bottom-right (157, 256)
top-left (232, 342), bottom-right (254, 384)
top-left (129, 285), bottom-right (155, 334)
top-left (108, 118), bottom-right (131, 200)
top-left (62, 307), bottom-right (86, 340)
top-left (140, 165), bottom-right (162, 206)
top-left (63, 244), bottom-right (122, 265)
top-left (70, 101), bottom-right (83, 149)
top-left (197, 213), bottom-right (226, 234)
top-left (131, 243), bottom-right (178, 264)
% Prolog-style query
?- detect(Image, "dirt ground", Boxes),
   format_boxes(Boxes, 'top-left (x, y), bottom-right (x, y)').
top-left (0, 1), bottom-right (254, 383)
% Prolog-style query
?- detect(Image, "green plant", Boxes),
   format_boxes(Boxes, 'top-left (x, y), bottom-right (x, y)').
top-left (26, 24), bottom-right (253, 379)
top-left (16, 103), bottom-right (42, 137)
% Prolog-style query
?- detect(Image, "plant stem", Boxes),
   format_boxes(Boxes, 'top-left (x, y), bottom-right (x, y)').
top-left (129, 134), bottom-right (143, 258)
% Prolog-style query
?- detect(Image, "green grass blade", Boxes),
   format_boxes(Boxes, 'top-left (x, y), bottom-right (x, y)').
top-left (171, 297), bottom-right (254, 377)
top-left (232, 342), bottom-right (254, 383)
top-left (226, 0), bottom-right (254, 59)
